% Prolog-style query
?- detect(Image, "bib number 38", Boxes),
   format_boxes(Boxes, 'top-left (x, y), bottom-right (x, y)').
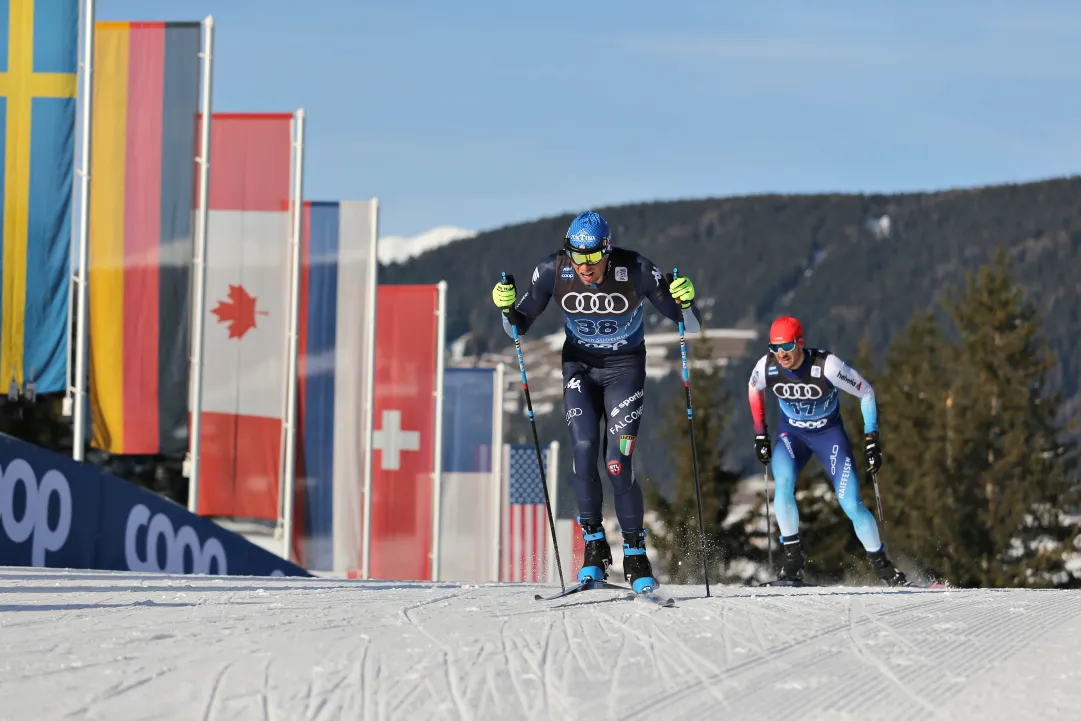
top-left (574, 319), bottom-right (620, 336)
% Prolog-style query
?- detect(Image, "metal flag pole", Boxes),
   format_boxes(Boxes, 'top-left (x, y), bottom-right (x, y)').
top-left (430, 280), bottom-right (448, 581)
top-left (281, 107), bottom-right (306, 562)
top-left (671, 268), bottom-right (711, 598)
top-left (186, 14), bottom-right (215, 513)
top-left (500, 272), bottom-right (565, 591)
top-left (71, 0), bottom-right (97, 460)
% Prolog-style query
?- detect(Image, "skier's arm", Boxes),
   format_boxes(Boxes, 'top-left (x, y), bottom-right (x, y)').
top-left (823, 354), bottom-right (878, 433)
top-left (499, 256), bottom-right (556, 338)
top-left (637, 255), bottom-right (702, 333)
top-left (748, 355), bottom-right (769, 434)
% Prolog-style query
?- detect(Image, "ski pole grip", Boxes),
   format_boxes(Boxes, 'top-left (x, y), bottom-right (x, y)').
top-left (501, 272), bottom-right (515, 288)
top-left (672, 268), bottom-right (680, 281)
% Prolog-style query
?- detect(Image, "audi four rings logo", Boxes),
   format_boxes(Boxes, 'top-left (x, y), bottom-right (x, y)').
top-left (772, 383), bottom-right (823, 400)
top-left (561, 293), bottom-right (629, 314)
top-left (566, 408), bottom-right (583, 422)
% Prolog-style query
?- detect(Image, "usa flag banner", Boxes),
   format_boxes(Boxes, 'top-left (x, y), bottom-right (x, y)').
top-left (501, 442), bottom-right (559, 583)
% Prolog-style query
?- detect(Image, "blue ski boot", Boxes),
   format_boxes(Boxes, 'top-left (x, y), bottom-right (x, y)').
top-left (577, 517), bottom-right (612, 582)
top-left (622, 529), bottom-right (659, 593)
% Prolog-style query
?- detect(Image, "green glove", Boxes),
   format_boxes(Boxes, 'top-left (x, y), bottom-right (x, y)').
top-left (492, 281), bottom-right (516, 312)
top-left (670, 276), bottom-right (695, 309)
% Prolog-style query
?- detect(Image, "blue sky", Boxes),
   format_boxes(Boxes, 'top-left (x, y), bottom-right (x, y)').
top-left (100, 0), bottom-right (1081, 238)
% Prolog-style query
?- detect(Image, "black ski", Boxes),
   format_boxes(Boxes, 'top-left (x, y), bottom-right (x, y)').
top-left (625, 590), bottom-right (675, 607)
top-left (758, 579), bottom-right (817, 588)
top-left (534, 579), bottom-right (631, 601)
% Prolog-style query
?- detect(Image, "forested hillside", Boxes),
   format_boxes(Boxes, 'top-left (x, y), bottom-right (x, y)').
top-left (383, 176), bottom-right (1081, 476)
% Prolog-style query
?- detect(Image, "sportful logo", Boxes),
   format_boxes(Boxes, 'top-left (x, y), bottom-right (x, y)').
top-left (608, 406), bottom-right (644, 434)
top-left (566, 378), bottom-right (582, 393)
top-left (611, 388), bottom-right (644, 416)
top-left (561, 293), bottom-right (630, 314)
top-left (565, 407), bottom-right (583, 422)
top-left (125, 504), bottom-right (228, 575)
top-left (773, 384), bottom-right (823, 400)
top-left (0, 459), bottom-right (72, 566)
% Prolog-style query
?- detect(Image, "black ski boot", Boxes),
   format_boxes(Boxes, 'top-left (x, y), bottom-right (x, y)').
top-left (778, 535), bottom-right (806, 582)
top-left (622, 529), bottom-right (660, 593)
top-left (577, 517), bottom-right (612, 582)
top-left (868, 546), bottom-right (907, 586)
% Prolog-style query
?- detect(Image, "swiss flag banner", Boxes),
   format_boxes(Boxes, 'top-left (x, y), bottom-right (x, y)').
top-left (370, 285), bottom-right (440, 580)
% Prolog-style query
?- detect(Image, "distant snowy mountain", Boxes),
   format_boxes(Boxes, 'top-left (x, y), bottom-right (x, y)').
top-left (378, 226), bottom-right (477, 265)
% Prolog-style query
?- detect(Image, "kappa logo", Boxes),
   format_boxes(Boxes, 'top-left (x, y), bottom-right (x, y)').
top-left (607, 460), bottom-right (622, 476)
top-left (125, 504), bottom-right (228, 575)
top-left (652, 267), bottom-right (662, 285)
top-left (615, 266), bottom-right (628, 282)
top-left (566, 378), bottom-right (582, 393)
top-left (0, 458), bottom-right (73, 567)
top-left (611, 388), bottom-right (644, 416)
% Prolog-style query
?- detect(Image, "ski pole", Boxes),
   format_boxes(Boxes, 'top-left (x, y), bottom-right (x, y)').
top-left (764, 466), bottom-right (774, 572)
top-left (670, 269), bottom-right (711, 598)
top-left (871, 469), bottom-right (886, 528)
top-left (501, 272), bottom-right (566, 591)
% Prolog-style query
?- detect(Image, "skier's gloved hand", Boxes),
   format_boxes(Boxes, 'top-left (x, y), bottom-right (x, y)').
top-left (492, 281), bottom-right (516, 312)
top-left (669, 276), bottom-right (695, 309)
top-left (754, 434), bottom-right (772, 465)
top-left (865, 431), bottom-right (883, 471)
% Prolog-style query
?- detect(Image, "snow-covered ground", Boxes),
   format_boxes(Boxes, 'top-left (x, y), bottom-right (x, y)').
top-left (3, 568), bottom-right (1081, 720)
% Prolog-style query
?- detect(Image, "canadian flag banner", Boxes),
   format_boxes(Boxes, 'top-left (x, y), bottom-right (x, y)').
top-left (194, 113), bottom-right (296, 519)
top-left (369, 285), bottom-right (441, 580)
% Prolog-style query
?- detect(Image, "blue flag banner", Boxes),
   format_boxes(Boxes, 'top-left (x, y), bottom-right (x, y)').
top-left (438, 367), bottom-right (499, 581)
top-left (0, 0), bottom-right (78, 394)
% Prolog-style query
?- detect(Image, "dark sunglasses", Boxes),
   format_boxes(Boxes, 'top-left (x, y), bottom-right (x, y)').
top-left (769, 341), bottom-right (799, 353)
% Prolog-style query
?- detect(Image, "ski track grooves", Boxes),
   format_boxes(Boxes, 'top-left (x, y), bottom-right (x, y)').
top-left (7, 571), bottom-right (1081, 721)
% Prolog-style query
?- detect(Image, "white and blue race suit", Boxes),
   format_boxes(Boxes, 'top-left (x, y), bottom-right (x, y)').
top-left (501, 248), bottom-right (701, 533)
top-left (748, 348), bottom-right (884, 552)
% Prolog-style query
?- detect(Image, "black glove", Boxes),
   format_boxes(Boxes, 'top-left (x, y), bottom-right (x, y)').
top-left (754, 434), bottom-right (772, 466)
top-left (865, 431), bottom-right (883, 471)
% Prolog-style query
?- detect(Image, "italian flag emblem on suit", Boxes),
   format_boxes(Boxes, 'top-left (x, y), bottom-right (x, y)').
top-left (619, 435), bottom-right (635, 455)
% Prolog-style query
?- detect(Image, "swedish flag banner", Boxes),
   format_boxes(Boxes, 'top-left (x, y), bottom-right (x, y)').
top-left (0, 0), bottom-right (78, 395)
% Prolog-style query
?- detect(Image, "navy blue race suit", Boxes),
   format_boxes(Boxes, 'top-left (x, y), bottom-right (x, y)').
top-left (502, 248), bottom-right (701, 533)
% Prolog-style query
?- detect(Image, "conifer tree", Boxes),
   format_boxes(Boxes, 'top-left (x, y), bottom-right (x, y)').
top-left (645, 336), bottom-right (754, 584)
top-left (941, 248), bottom-right (1079, 587)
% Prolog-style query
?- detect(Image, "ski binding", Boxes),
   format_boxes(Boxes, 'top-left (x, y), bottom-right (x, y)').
top-left (625, 587), bottom-right (675, 607)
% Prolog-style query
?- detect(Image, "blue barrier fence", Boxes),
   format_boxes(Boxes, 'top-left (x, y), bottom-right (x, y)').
top-left (0, 434), bottom-right (310, 577)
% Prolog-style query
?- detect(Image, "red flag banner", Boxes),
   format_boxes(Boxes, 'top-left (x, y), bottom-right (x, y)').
top-left (194, 113), bottom-right (295, 519)
top-left (369, 285), bottom-right (440, 580)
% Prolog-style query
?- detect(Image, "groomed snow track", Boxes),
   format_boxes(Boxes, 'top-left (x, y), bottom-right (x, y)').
top-left (3, 568), bottom-right (1081, 720)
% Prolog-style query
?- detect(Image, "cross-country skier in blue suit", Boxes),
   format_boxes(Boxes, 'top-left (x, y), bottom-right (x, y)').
top-left (491, 211), bottom-right (701, 593)
top-left (748, 315), bottom-right (907, 586)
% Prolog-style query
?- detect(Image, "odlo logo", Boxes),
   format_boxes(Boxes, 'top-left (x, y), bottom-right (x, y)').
top-left (125, 504), bottom-right (228, 575)
top-left (0, 458), bottom-right (73, 566)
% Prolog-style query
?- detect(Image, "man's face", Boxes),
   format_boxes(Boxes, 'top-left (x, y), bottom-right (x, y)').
top-left (573, 254), bottom-right (608, 285)
top-left (772, 343), bottom-right (803, 369)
